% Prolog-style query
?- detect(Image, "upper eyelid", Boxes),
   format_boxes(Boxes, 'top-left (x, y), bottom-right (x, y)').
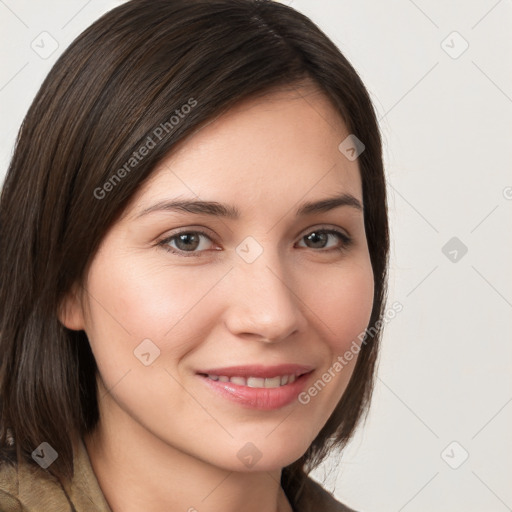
top-left (158, 226), bottom-right (218, 243)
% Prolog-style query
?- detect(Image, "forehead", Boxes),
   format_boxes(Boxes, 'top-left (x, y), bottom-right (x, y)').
top-left (124, 84), bottom-right (362, 218)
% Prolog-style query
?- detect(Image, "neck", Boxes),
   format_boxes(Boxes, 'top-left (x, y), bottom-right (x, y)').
top-left (84, 391), bottom-right (293, 512)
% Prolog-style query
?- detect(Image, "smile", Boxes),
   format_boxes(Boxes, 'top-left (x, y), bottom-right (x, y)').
top-left (196, 365), bottom-right (315, 410)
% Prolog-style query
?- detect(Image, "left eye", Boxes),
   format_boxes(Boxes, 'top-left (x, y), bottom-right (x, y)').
top-left (296, 229), bottom-right (350, 250)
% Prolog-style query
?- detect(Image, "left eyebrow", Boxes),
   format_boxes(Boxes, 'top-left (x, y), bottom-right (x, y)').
top-left (134, 193), bottom-right (363, 220)
top-left (295, 193), bottom-right (363, 216)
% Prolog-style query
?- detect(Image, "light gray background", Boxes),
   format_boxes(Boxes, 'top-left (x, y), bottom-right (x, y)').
top-left (1, 1), bottom-right (511, 511)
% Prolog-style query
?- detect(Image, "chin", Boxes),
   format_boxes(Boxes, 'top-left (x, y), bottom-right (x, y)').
top-left (213, 435), bottom-right (312, 474)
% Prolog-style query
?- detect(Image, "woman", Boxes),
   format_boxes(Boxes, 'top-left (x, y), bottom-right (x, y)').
top-left (0, 1), bottom-right (389, 510)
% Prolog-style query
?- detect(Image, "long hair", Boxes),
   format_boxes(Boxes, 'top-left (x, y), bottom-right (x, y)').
top-left (0, 0), bottom-right (388, 507)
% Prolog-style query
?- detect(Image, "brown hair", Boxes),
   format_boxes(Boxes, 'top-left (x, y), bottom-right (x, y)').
top-left (0, 0), bottom-right (388, 506)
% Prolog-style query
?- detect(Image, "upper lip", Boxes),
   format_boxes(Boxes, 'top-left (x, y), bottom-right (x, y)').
top-left (196, 364), bottom-right (314, 378)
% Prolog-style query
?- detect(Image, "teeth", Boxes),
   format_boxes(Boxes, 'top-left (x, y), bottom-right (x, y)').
top-left (206, 373), bottom-right (300, 388)
top-left (264, 376), bottom-right (281, 388)
top-left (247, 377), bottom-right (265, 388)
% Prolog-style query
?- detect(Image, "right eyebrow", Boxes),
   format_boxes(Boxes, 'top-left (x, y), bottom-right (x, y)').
top-left (135, 199), bottom-right (239, 220)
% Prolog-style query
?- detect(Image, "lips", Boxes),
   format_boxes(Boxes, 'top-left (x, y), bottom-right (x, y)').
top-left (195, 364), bottom-right (315, 410)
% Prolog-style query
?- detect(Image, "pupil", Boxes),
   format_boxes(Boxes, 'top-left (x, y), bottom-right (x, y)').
top-left (307, 231), bottom-right (327, 248)
top-left (177, 233), bottom-right (199, 251)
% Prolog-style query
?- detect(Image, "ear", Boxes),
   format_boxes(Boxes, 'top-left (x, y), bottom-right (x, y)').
top-left (57, 283), bottom-right (86, 331)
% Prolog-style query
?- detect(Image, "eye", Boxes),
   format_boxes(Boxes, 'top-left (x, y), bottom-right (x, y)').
top-left (296, 228), bottom-right (352, 251)
top-left (158, 230), bottom-right (217, 256)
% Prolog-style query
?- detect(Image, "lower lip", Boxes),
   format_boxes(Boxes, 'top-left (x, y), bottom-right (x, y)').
top-left (197, 372), bottom-right (313, 410)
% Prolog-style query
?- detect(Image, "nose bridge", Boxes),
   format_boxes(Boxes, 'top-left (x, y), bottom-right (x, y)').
top-left (224, 239), bottom-right (305, 342)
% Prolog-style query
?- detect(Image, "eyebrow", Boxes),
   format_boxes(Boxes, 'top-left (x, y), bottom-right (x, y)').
top-left (135, 193), bottom-right (363, 220)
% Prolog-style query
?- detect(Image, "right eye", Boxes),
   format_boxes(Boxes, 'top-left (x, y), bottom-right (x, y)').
top-left (158, 230), bottom-right (218, 257)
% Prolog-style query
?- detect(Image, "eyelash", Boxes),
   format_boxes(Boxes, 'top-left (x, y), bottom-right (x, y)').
top-left (157, 226), bottom-right (353, 258)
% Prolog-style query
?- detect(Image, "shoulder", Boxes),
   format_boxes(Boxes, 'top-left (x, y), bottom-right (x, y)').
top-left (0, 452), bottom-right (73, 512)
top-left (295, 474), bottom-right (358, 512)
top-left (0, 437), bottom-right (112, 512)
top-left (0, 457), bottom-right (23, 512)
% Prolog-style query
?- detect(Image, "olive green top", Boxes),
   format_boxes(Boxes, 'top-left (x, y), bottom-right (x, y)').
top-left (0, 438), bottom-right (355, 512)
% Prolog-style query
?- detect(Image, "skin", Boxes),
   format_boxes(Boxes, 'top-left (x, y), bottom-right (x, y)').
top-left (60, 83), bottom-right (374, 512)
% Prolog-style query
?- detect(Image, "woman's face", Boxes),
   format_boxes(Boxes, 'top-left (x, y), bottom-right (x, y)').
top-left (64, 85), bottom-right (374, 472)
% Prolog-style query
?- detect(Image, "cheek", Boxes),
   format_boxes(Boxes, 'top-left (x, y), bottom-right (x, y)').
top-left (291, 257), bottom-right (374, 438)
top-left (307, 257), bottom-right (375, 354)
top-left (82, 253), bottom-right (228, 372)
top-left (88, 255), bottom-right (206, 334)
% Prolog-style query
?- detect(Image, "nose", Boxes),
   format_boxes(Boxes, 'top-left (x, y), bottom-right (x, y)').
top-left (222, 249), bottom-right (307, 343)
